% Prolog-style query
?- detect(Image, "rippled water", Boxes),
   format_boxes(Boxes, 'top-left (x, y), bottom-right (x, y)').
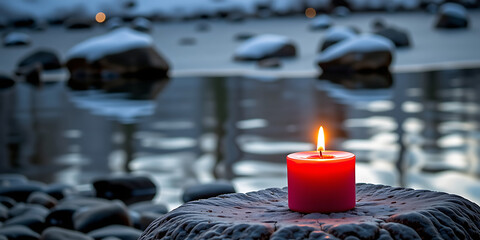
top-left (1, 68), bottom-right (480, 209)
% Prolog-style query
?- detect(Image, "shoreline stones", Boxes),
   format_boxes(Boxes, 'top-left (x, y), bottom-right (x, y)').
top-left (233, 34), bottom-right (296, 61)
top-left (140, 183), bottom-right (480, 240)
top-left (2, 32), bottom-right (31, 47)
top-left (93, 175), bottom-right (157, 205)
top-left (316, 34), bottom-right (394, 73)
top-left (435, 3), bottom-right (469, 29)
top-left (65, 28), bottom-right (169, 81)
top-left (319, 26), bottom-right (357, 52)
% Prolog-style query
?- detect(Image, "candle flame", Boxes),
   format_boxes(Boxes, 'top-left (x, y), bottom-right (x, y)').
top-left (317, 126), bottom-right (325, 155)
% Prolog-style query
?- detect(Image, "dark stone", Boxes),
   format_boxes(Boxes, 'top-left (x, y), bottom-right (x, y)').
top-left (8, 203), bottom-right (49, 219)
top-left (0, 196), bottom-right (16, 208)
top-left (257, 58), bottom-right (281, 68)
top-left (374, 27), bottom-right (411, 48)
top-left (435, 3), bottom-right (469, 28)
top-left (16, 50), bottom-right (62, 75)
top-left (4, 213), bottom-right (45, 233)
top-left (73, 201), bottom-right (132, 233)
top-left (41, 227), bottom-right (93, 240)
top-left (182, 182), bottom-right (236, 203)
top-left (65, 29), bottom-right (169, 82)
top-left (0, 74), bottom-right (15, 89)
top-left (234, 33), bottom-right (255, 41)
top-left (139, 212), bottom-right (163, 231)
top-left (56, 197), bottom-right (112, 210)
top-left (10, 16), bottom-right (36, 28)
top-left (45, 207), bottom-right (76, 229)
top-left (87, 225), bottom-right (142, 240)
top-left (0, 174), bottom-right (28, 186)
top-left (139, 183), bottom-right (480, 240)
top-left (316, 35), bottom-right (394, 73)
top-left (0, 204), bottom-right (8, 221)
top-left (0, 183), bottom-right (45, 202)
top-left (129, 201), bottom-right (168, 215)
top-left (3, 32), bottom-right (32, 46)
top-left (178, 37), bottom-right (196, 46)
top-left (27, 192), bottom-right (58, 209)
top-left (371, 18), bottom-right (386, 30)
top-left (44, 184), bottom-right (76, 200)
top-left (92, 175), bottom-right (157, 205)
top-left (319, 71), bottom-right (393, 89)
top-left (0, 225), bottom-right (40, 240)
top-left (65, 17), bottom-right (93, 29)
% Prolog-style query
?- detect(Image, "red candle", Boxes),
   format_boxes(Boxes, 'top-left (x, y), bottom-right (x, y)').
top-left (287, 127), bottom-right (355, 213)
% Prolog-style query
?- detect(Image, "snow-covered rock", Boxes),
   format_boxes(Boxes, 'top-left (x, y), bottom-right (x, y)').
top-left (66, 28), bottom-right (169, 80)
top-left (106, 17), bottom-right (124, 30)
top-left (316, 34), bottom-right (395, 72)
top-left (233, 34), bottom-right (296, 61)
top-left (131, 17), bottom-right (152, 33)
top-left (374, 26), bottom-right (411, 48)
top-left (309, 14), bottom-right (333, 30)
top-left (332, 6), bottom-right (351, 17)
top-left (2, 32), bottom-right (31, 47)
top-left (435, 3), bottom-right (469, 28)
top-left (319, 26), bottom-right (357, 52)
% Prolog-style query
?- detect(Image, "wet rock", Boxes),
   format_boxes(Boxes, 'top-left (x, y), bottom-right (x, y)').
top-left (10, 15), bottom-right (36, 28)
top-left (2, 32), bottom-right (31, 46)
top-left (234, 32), bottom-right (255, 41)
top-left (374, 27), bottom-right (411, 48)
top-left (16, 50), bottom-right (62, 75)
top-left (65, 17), bottom-right (93, 29)
top-left (140, 184), bottom-right (480, 240)
top-left (178, 37), bottom-right (196, 46)
top-left (8, 203), bottom-right (49, 219)
top-left (0, 196), bottom-right (16, 208)
top-left (44, 183), bottom-right (76, 200)
top-left (129, 201), bottom-right (168, 215)
top-left (73, 201), bottom-right (131, 233)
top-left (92, 175), bottom-right (156, 205)
top-left (319, 26), bottom-right (357, 52)
top-left (233, 34), bottom-right (296, 61)
top-left (0, 183), bottom-right (45, 202)
top-left (0, 225), bottom-right (40, 240)
top-left (316, 34), bottom-right (394, 73)
top-left (0, 74), bottom-right (15, 89)
top-left (88, 225), bottom-right (142, 240)
top-left (320, 71), bottom-right (393, 89)
top-left (309, 14), bottom-right (333, 30)
top-left (182, 181), bottom-right (236, 203)
top-left (0, 204), bottom-right (8, 221)
top-left (27, 192), bottom-right (58, 209)
top-left (435, 3), bottom-right (469, 28)
top-left (257, 58), bottom-right (281, 68)
top-left (41, 227), bottom-right (93, 240)
top-left (65, 28), bottom-right (169, 81)
top-left (131, 17), bottom-right (152, 33)
top-left (56, 197), bottom-right (111, 210)
top-left (4, 213), bottom-right (45, 233)
top-left (45, 207), bottom-right (76, 229)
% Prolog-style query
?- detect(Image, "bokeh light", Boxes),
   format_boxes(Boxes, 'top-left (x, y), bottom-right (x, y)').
top-left (96, 12), bottom-right (106, 23)
top-left (305, 8), bottom-right (316, 18)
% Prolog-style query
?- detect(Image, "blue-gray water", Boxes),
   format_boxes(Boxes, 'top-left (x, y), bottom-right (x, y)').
top-left (1, 69), bottom-right (479, 209)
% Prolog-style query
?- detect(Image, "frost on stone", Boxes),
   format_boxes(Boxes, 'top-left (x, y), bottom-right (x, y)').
top-left (139, 183), bottom-right (480, 240)
top-left (233, 34), bottom-right (296, 61)
top-left (66, 28), bottom-right (153, 63)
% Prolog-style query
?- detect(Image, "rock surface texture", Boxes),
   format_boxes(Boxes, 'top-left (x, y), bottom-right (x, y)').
top-left (139, 183), bottom-right (480, 240)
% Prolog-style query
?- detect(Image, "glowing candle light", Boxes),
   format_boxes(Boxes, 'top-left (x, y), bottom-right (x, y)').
top-left (305, 8), bottom-right (316, 18)
top-left (96, 12), bottom-right (106, 23)
top-left (287, 126), bottom-right (356, 213)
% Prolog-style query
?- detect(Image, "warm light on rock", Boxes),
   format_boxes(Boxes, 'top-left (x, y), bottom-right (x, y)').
top-left (96, 12), bottom-right (106, 23)
top-left (305, 8), bottom-right (316, 18)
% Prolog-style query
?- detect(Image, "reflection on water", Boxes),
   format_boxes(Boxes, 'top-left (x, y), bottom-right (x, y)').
top-left (1, 68), bottom-right (480, 209)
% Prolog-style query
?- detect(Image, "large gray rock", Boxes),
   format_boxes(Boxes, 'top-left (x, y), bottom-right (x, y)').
top-left (139, 183), bottom-right (480, 240)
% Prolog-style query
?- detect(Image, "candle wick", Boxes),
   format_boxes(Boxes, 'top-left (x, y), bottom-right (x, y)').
top-left (318, 150), bottom-right (323, 158)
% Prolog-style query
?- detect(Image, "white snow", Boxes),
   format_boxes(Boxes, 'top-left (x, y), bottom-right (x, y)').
top-left (439, 3), bottom-right (467, 19)
top-left (3, 32), bottom-right (31, 45)
top-left (132, 17), bottom-right (152, 32)
top-left (234, 34), bottom-right (293, 60)
top-left (310, 14), bottom-right (333, 29)
top-left (66, 28), bottom-right (153, 62)
top-left (323, 26), bottom-right (357, 42)
top-left (316, 34), bottom-right (395, 63)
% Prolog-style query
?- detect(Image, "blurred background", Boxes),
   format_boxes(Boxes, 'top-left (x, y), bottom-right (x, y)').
top-left (1, 0), bottom-right (479, 210)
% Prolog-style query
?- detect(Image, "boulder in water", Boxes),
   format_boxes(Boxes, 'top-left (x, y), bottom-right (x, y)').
top-left (435, 3), bottom-right (469, 28)
top-left (233, 34), bottom-right (296, 61)
top-left (319, 26), bottom-right (357, 52)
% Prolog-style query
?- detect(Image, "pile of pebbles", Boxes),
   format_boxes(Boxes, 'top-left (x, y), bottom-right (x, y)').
top-left (0, 174), bottom-right (236, 240)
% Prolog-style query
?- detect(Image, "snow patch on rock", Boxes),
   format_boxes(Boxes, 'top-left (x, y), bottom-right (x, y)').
top-left (234, 34), bottom-right (294, 60)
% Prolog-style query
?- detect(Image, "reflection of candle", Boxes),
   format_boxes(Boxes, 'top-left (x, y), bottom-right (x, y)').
top-left (287, 127), bottom-right (355, 213)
